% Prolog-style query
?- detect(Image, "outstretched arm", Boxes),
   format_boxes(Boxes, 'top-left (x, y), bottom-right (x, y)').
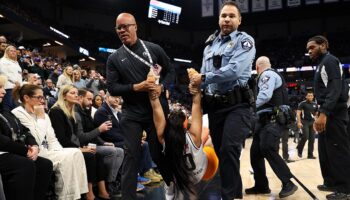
top-left (188, 85), bottom-right (202, 148)
top-left (149, 94), bottom-right (166, 145)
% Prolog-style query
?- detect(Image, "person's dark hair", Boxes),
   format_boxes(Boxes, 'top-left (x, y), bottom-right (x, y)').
top-left (308, 35), bottom-right (329, 49)
top-left (13, 84), bottom-right (42, 103)
top-left (78, 88), bottom-right (93, 97)
top-left (221, 1), bottom-right (241, 16)
top-left (164, 110), bottom-right (195, 194)
top-left (92, 94), bottom-right (103, 108)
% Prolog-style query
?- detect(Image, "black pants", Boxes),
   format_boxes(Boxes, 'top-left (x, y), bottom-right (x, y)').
top-left (0, 154), bottom-right (53, 200)
top-left (318, 106), bottom-right (350, 193)
top-left (120, 117), bottom-right (170, 200)
top-left (281, 127), bottom-right (289, 160)
top-left (208, 104), bottom-right (251, 200)
top-left (250, 120), bottom-right (293, 189)
top-left (83, 152), bottom-right (106, 183)
top-left (297, 120), bottom-right (315, 157)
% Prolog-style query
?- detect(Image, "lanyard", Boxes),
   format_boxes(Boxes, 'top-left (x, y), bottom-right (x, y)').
top-left (123, 40), bottom-right (154, 68)
top-left (0, 113), bottom-right (20, 141)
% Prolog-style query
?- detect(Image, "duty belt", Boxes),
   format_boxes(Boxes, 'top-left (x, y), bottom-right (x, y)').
top-left (203, 86), bottom-right (245, 109)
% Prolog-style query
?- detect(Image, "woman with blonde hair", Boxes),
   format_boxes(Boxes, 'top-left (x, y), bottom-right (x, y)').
top-left (49, 85), bottom-right (110, 200)
top-left (73, 69), bottom-right (86, 89)
top-left (56, 65), bottom-right (73, 89)
top-left (0, 45), bottom-right (22, 111)
top-left (11, 83), bottom-right (88, 200)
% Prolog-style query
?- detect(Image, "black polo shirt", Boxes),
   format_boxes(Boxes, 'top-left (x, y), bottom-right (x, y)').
top-left (106, 39), bottom-right (174, 121)
top-left (297, 100), bottom-right (318, 121)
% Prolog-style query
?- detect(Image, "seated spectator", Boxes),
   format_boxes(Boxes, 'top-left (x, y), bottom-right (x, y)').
top-left (94, 93), bottom-right (161, 185)
top-left (99, 89), bottom-right (106, 100)
top-left (0, 74), bottom-right (53, 200)
top-left (24, 73), bottom-right (40, 86)
top-left (56, 65), bottom-right (73, 90)
top-left (85, 70), bottom-right (106, 95)
top-left (43, 79), bottom-right (57, 98)
top-left (48, 85), bottom-right (109, 200)
top-left (28, 57), bottom-right (47, 80)
top-left (73, 69), bottom-right (86, 89)
top-left (76, 88), bottom-right (124, 196)
top-left (48, 68), bottom-right (60, 85)
top-left (0, 36), bottom-right (7, 57)
top-left (91, 94), bottom-right (103, 118)
top-left (0, 45), bottom-right (22, 111)
top-left (11, 84), bottom-right (88, 200)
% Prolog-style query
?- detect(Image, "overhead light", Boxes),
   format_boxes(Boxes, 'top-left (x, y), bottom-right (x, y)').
top-left (174, 58), bottom-right (192, 63)
top-left (79, 58), bottom-right (86, 62)
top-left (79, 47), bottom-right (89, 56)
top-left (54, 40), bottom-right (63, 46)
top-left (0, 14), bottom-right (4, 18)
top-left (50, 26), bottom-right (70, 39)
top-left (98, 47), bottom-right (117, 53)
top-left (43, 42), bottom-right (51, 47)
top-left (286, 67), bottom-right (298, 72)
top-left (300, 66), bottom-right (314, 71)
top-left (88, 56), bottom-right (96, 61)
top-left (305, 53), bottom-right (309, 56)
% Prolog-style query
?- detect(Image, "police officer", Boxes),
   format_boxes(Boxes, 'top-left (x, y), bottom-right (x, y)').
top-left (296, 91), bottom-right (317, 159)
top-left (190, 1), bottom-right (255, 199)
top-left (245, 56), bottom-right (298, 198)
top-left (307, 35), bottom-right (350, 200)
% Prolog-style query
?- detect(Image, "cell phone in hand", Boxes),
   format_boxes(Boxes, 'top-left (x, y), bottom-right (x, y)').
top-left (107, 115), bottom-right (113, 122)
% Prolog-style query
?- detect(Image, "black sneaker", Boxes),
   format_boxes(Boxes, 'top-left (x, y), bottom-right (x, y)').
top-left (298, 152), bottom-right (302, 158)
top-left (307, 156), bottom-right (317, 159)
top-left (245, 186), bottom-right (271, 194)
top-left (318, 184), bottom-right (336, 192)
top-left (279, 181), bottom-right (298, 198)
top-left (326, 192), bottom-right (350, 200)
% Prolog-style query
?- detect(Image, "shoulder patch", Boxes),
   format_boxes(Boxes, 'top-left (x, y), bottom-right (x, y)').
top-left (241, 39), bottom-right (253, 50)
top-left (261, 76), bottom-right (270, 84)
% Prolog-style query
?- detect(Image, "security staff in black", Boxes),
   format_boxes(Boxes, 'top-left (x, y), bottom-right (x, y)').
top-left (296, 91), bottom-right (318, 159)
top-left (246, 56), bottom-right (298, 198)
top-left (106, 13), bottom-right (174, 199)
top-left (307, 35), bottom-right (350, 200)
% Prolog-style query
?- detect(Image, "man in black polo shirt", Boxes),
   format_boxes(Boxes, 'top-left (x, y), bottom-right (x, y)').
top-left (106, 13), bottom-right (174, 199)
top-left (296, 91), bottom-right (318, 159)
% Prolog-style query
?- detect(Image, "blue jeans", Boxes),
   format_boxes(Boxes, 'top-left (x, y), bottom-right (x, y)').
top-left (139, 141), bottom-right (153, 174)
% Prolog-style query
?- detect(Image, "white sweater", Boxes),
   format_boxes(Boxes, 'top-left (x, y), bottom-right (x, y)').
top-left (12, 106), bottom-right (63, 151)
top-left (0, 57), bottom-right (22, 89)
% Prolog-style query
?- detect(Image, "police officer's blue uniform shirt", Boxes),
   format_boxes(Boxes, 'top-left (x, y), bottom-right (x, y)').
top-left (201, 30), bottom-right (256, 94)
top-left (256, 69), bottom-right (282, 109)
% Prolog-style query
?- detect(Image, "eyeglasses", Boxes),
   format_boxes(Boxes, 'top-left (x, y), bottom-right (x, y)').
top-left (31, 95), bottom-right (45, 101)
top-left (115, 24), bottom-right (135, 31)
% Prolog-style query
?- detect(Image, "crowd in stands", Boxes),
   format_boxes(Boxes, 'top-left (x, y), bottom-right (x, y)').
top-left (0, 35), bottom-right (165, 200)
top-left (2, 0), bottom-right (350, 69)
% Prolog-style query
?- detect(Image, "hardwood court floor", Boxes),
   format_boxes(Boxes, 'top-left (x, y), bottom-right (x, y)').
top-left (241, 137), bottom-right (330, 200)
top-left (114, 137), bottom-right (331, 200)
